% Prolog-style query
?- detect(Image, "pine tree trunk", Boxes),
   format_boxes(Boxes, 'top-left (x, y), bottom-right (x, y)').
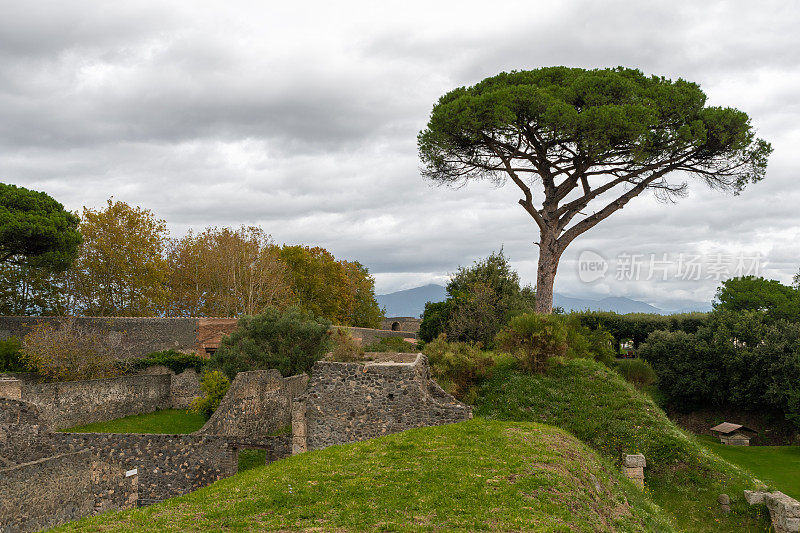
top-left (535, 233), bottom-right (560, 314)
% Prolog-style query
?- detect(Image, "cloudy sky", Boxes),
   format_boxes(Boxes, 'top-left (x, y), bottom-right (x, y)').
top-left (2, 0), bottom-right (798, 310)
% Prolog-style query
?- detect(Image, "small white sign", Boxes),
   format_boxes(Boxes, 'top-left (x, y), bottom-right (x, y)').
top-left (125, 468), bottom-right (138, 478)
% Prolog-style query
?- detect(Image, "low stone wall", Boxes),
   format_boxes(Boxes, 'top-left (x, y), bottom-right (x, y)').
top-left (1, 373), bottom-right (172, 430)
top-left (0, 316), bottom-right (200, 357)
top-left (53, 433), bottom-right (236, 503)
top-left (0, 398), bottom-right (236, 505)
top-left (745, 490), bottom-right (800, 532)
top-left (292, 354), bottom-right (471, 453)
top-left (0, 368), bottom-right (202, 430)
top-left (197, 370), bottom-right (307, 448)
top-left (0, 450), bottom-right (95, 532)
top-left (380, 317), bottom-right (422, 333)
top-left (340, 326), bottom-right (417, 346)
top-left (0, 449), bottom-right (138, 533)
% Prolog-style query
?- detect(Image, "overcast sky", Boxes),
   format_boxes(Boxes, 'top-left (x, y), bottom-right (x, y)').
top-left (2, 0), bottom-right (798, 310)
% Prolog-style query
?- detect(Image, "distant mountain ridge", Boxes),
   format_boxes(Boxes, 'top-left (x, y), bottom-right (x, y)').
top-left (377, 284), bottom-right (678, 317)
top-left (376, 284), bottom-right (447, 317)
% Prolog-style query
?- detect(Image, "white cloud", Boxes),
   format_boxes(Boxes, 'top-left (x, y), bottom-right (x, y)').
top-left (1, 0), bottom-right (799, 308)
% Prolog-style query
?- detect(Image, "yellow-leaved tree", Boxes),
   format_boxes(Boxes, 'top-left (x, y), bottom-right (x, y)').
top-left (67, 199), bottom-right (169, 316)
top-left (166, 226), bottom-right (293, 317)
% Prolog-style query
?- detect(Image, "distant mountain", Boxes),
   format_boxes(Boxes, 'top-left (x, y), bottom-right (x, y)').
top-left (554, 293), bottom-right (663, 314)
top-left (378, 284), bottom-right (699, 318)
top-left (377, 284), bottom-right (447, 318)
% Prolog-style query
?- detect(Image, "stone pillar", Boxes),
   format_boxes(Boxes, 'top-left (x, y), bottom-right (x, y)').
top-left (622, 454), bottom-right (646, 488)
top-left (291, 400), bottom-right (307, 454)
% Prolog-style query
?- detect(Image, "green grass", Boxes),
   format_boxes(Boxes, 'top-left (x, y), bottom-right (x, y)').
top-left (54, 419), bottom-right (673, 532)
top-left (474, 358), bottom-right (772, 532)
top-left (61, 409), bottom-right (206, 434)
top-left (697, 436), bottom-right (800, 500)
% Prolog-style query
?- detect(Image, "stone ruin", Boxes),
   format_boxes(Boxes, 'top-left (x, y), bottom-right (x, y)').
top-left (292, 353), bottom-right (471, 453)
top-left (745, 490), bottom-right (800, 533)
top-left (0, 352), bottom-right (471, 531)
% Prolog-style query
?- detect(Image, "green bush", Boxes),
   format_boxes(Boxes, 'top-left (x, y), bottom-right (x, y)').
top-left (213, 307), bottom-right (331, 378)
top-left (639, 309), bottom-right (800, 424)
top-left (422, 334), bottom-right (495, 403)
top-left (496, 313), bottom-right (569, 373)
top-left (124, 350), bottom-right (209, 374)
top-left (563, 318), bottom-right (616, 366)
top-left (615, 359), bottom-right (657, 388)
top-left (362, 336), bottom-right (420, 353)
top-left (190, 370), bottom-right (231, 420)
top-left (418, 300), bottom-right (451, 342)
top-left (572, 310), bottom-right (709, 351)
top-left (329, 328), bottom-right (364, 362)
top-left (0, 336), bottom-right (26, 372)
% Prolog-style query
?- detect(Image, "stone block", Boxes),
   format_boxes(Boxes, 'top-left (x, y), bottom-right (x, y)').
top-left (623, 454), bottom-right (646, 468)
top-left (718, 493), bottom-right (730, 505)
top-left (744, 490), bottom-right (765, 505)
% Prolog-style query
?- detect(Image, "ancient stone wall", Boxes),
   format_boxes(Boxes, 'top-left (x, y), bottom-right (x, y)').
top-left (198, 370), bottom-right (307, 447)
top-left (0, 450), bottom-right (95, 532)
top-left (0, 369), bottom-right (202, 429)
top-left (292, 354), bottom-right (471, 453)
top-left (340, 326), bottom-right (417, 346)
top-left (52, 433), bottom-right (237, 503)
top-left (0, 398), bottom-right (235, 505)
top-left (0, 316), bottom-right (200, 358)
top-left (0, 448), bottom-right (138, 533)
top-left (2, 373), bottom-right (172, 430)
top-left (380, 317), bottom-right (422, 333)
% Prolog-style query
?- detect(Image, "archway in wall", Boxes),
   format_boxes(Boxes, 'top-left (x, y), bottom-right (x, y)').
top-left (391, 322), bottom-right (400, 331)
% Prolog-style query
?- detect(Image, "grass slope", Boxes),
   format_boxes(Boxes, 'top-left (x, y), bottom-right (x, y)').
top-left (55, 419), bottom-right (672, 532)
top-left (698, 436), bottom-right (800, 500)
top-left (62, 409), bottom-right (207, 434)
top-left (474, 359), bottom-right (772, 532)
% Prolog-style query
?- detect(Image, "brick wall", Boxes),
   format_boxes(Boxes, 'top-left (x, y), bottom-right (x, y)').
top-left (292, 354), bottom-right (471, 453)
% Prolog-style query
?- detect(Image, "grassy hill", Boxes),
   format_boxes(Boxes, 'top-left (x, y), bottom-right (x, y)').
top-left (474, 358), bottom-right (772, 532)
top-left (54, 419), bottom-right (672, 532)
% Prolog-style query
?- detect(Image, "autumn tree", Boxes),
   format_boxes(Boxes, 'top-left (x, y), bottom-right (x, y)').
top-left (419, 67), bottom-right (772, 312)
top-left (166, 226), bottom-right (293, 316)
top-left (279, 245), bottom-right (354, 324)
top-left (342, 260), bottom-right (384, 328)
top-left (68, 199), bottom-right (169, 316)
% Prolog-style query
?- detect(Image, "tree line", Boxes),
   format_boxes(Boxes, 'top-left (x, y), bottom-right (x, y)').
top-left (0, 185), bottom-right (383, 327)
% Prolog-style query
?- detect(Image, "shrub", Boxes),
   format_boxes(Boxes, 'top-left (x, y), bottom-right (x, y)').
top-left (124, 350), bottom-right (209, 374)
top-left (563, 318), bottom-right (616, 366)
top-left (190, 370), bottom-right (231, 419)
top-left (639, 309), bottom-right (800, 423)
top-left (363, 335), bottom-right (420, 353)
top-left (329, 328), bottom-right (364, 362)
top-left (422, 335), bottom-right (495, 403)
top-left (418, 300), bottom-right (451, 343)
top-left (615, 359), bottom-right (657, 388)
top-left (0, 336), bottom-right (26, 372)
top-left (20, 318), bottom-right (127, 381)
top-left (213, 306), bottom-right (331, 378)
top-left (496, 314), bottom-right (568, 373)
top-left (572, 310), bottom-right (709, 351)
